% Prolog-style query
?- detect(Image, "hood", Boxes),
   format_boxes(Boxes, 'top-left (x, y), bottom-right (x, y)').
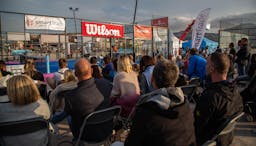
top-left (137, 87), bottom-right (185, 110)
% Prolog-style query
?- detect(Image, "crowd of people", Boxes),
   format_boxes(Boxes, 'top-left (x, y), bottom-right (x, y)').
top-left (0, 37), bottom-right (255, 146)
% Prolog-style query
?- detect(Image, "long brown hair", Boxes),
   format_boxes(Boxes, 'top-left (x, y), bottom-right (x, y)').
top-left (24, 59), bottom-right (37, 78)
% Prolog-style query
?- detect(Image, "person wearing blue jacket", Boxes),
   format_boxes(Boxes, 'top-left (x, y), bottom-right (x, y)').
top-left (187, 48), bottom-right (207, 80)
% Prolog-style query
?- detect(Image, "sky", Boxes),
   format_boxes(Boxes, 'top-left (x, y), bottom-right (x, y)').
top-left (1, 0), bottom-right (256, 24)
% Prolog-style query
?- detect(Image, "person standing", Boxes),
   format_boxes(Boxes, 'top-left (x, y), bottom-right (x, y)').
top-left (236, 38), bottom-right (250, 76)
top-left (187, 48), bottom-right (207, 80)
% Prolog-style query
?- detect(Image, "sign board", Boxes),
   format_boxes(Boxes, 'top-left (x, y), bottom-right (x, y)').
top-left (25, 15), bottom-right (65, 31)
top-left (134, 25), bottom-right (152, 40)
top-left (151, 17), bottom-right (168, 27)
top-left (81, 21), bottom-right (124, 38)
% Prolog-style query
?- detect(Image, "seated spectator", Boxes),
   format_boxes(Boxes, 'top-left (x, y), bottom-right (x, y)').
top-left (125, 60), bottom-right (196, 146)
top-left (52, 58), bottom-right (112, 142)
top-left (139, 55), bottom-right (155, 95)
top-left (49, 70), bottom-right (77, 114)
top-left (111, 55), bottom-right (140, 98)
top-left (248, 54), bottom-right (256, 77)
top-left (176, 55), bottom-right (184, 72)
top-left (0, 75), bottom-right (50, 146)
top-left (111, 55), bottom-right (140, 116)
top-left (47, 58), bottom-right (69, 89)
top-left (187, 48), bottom-right (207, 80)
top-left (90, 56), bottom-right (102, 79)
top-left (0, 72), bottom-right (12, 87)
top-left (23, 59), bottom-right (44, 81)
top-left (23, 59), bottom-right (47, 99)
top-left (194, 52), bottom-right (243, 146)
top-left (0, 60), bottom-right (12, 76)
top-left (102, 56), bottom-right (114, 82)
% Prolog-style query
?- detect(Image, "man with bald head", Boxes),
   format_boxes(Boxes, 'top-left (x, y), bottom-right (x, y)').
top-left (64, 58), bottom-right (111, 142)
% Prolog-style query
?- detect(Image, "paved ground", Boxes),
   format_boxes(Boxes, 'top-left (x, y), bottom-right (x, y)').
top-left (231, 116), bottom-right (256, 146)
top-left (55, 115), bottom-right (256, 146)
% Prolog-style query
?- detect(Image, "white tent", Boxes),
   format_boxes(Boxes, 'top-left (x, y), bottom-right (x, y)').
top-left (169, 31), bottom-right (182, 57)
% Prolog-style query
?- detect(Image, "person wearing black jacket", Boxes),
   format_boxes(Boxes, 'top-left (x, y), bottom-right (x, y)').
top-left (125, 60), bottom-right (196, 146)
top-left (194, 53), bottom-right (243, 146)
top-left (236, 38), bottom-right (250, 76)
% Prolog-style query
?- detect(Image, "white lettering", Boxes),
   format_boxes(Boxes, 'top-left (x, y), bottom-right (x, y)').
top-left (85, 23), bottom-right (121, 37)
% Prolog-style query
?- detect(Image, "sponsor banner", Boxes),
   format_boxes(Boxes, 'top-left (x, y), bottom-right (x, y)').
top-left (191, 8), bottom-right (211, 49)
top-left (81, 22), bottom-right (124, 38)
top-left (134, 25), bottom-right (152, 40)
top-left (25, 15), bottom-right (65, 31)
top-left (153, 27), bottom-right (167, 41)
top-left (151, 17), bottom-right (168, 27)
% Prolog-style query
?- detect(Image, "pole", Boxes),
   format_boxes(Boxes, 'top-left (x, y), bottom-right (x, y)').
top-left (72, 10), bottom-right (77, 58)
top-left (132, 0), bottom-right (138, 62)
top-left (110, 37), bottom-right (112, 58)
top-left (0, 12), bottom-right (3, 60)
top-left (69, 7), bottom-right (78, 59)
top-left (167, 26), bottom-right (170, 58)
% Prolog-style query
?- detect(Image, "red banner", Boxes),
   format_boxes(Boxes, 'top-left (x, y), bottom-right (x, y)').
top-left (151, 17), bottom-right (168, 27)
top-left (134, 25), bottom-right (152, 40)
top-left (81, 21), bottom-right (124, 38)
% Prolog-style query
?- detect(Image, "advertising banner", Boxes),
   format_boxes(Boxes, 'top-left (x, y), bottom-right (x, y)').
top-left (134, 25), bottom-right (152, 40)
top-left (25, 15), bottom-right (65, 31)
top-left (191, 8), bottom-right (211, 49)
top-left (81, 21), bottom-right (124, 38)
top-left (151, 17), bottom-right (168, 27)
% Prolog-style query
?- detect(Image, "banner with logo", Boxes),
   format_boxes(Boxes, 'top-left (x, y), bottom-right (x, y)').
top-left (134, 25), bottom-right (152, 40)
top-left (191, 8), bottom-right (211, 49)
top-left (151, 17), bottom-right (168, 27)
top-left (25, 15), bottom-right (65, 31)
top-left (81, 22), bottom-right (124, 38)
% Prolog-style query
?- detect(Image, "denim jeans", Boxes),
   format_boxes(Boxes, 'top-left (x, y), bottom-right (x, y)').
top-left (238, 64), bottom-right (246, 76)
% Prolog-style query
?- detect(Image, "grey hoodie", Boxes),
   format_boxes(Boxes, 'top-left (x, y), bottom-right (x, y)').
top-left (137, 87), bottom-right (185, 110)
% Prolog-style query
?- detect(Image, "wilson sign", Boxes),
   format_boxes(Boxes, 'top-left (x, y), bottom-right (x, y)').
top-left (82, 22), bottom-right (124, 38)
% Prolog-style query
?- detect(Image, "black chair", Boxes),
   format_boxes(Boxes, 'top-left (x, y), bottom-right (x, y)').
top-left (0, 87), bottom-right (7, 96)
top-left (181, 84), bottom-right (198, 103)
top-left (0, 117), bottom-right (49, 146)
top-left (75, 105), bottom-right (122, 146)
top-left (202, 112), bottom-right (244, 146)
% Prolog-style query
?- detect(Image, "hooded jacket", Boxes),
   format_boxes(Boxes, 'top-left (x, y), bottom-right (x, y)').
top-left (194, 81), bottom-right (243, 146)
top-left (125, 87), bottom-right (196, 146)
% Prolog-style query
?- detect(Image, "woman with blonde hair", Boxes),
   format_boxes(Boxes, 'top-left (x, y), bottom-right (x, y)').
top-left (111, 55), bottom-right (140, 116)
top-left (24, 59), bottom-right (44, 81)
top-left (0, 75), bottom-right (50, 145)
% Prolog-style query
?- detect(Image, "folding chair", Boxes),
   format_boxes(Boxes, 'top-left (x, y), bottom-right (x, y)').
top-left (75, 105), bottom-right (122, 146)
top-left (181, 84), bottom-right (198, 103)
top-left (0, 117), bottom-right (49, 146)
top-left (202, 112), bottom-right (244, 146)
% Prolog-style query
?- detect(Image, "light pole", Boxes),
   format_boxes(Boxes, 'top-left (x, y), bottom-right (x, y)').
top-left (69, 7), bottom-right (79, 58)
top-left (132, 0), bottom-right (138, 62)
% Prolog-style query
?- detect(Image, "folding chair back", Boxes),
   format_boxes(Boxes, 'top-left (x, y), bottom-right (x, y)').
top-left (75, 105), bottom-right (122, 146)
top-left (0, 117), bottom-right (49, 146)
top-left (202, 112), bottom-right (244, 146)
top-left (181, 84), bottom-right (198, 103)
top-left (0, 117), bottom-right (48, 136)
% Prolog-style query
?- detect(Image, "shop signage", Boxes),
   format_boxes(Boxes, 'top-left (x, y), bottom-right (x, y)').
top-left (25, 15), bottom-right (65, 31)
top-left (134, 25), bottom-right (152, 40)
top-left (151, 17), bottom-right (168, 27)
top-left (81, 21), bottom-right (124, 38)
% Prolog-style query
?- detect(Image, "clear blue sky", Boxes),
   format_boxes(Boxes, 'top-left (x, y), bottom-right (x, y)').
top-left (1, 0), bottom-right (256, 23)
